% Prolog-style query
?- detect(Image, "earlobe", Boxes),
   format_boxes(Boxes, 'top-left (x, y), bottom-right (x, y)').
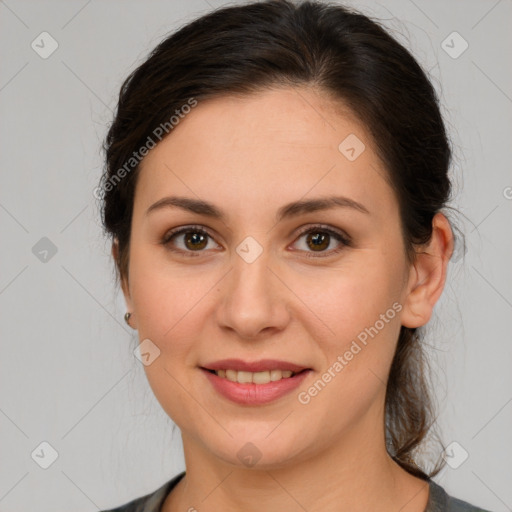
top-left (400, 213), bottom-right (454, 329)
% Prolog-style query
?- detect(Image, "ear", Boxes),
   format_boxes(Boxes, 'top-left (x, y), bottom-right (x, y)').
top-left (112, 240), bottom-right (136, 327)
top-left (400, 213), bottom-right (454, 328)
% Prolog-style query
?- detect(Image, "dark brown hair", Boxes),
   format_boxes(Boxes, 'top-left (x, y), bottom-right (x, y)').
top-left (100, 0), bottom-right (453, 479)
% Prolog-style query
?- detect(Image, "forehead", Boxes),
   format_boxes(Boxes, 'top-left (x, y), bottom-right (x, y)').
top-left (134, 86), bottom-right (396, 220)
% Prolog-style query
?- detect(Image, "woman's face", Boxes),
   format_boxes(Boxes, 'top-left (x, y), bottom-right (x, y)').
top-left (121, 87), bottom-right (425, 468)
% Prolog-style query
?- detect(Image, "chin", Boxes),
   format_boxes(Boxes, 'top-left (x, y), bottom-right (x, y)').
top-left (200, 427), bottom-right (311, 470)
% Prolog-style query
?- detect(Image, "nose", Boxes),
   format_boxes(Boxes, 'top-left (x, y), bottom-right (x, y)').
top-left (215, 248), bottom-right (291, 340)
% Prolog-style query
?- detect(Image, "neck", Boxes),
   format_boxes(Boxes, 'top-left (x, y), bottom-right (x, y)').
top-left (163, 408), bottom-right (430, 512)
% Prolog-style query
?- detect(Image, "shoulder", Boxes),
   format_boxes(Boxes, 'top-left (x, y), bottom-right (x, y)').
top-left (100, 472), bottom-right (186, 512)
top-left (428, 479), bottom-right (495, 512)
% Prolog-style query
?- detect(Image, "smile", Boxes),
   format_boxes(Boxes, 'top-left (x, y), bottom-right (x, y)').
top-left (200, 366), bottom-right (311, 405)
top-left (207, 368), bottom-right (303, 384)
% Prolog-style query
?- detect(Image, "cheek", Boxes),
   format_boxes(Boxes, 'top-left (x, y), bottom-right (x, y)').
top-left (131, 270), bottom-right (208, 345)
top-left (287, 258), bottom-right (405, 409)
top-left (128, 255), bottom-right (213, 425)
top-left (292, 259), bottom-right (403, 342)
top-left (128, 243), bottom-right (198, 343)
top-left (291, 266), bottom-right (403, 427)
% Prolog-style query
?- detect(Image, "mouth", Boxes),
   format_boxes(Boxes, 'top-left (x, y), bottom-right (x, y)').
top-left (201, 367), bottom-right (308, 384)
top-left (199, 359), bottom-right (312, 405)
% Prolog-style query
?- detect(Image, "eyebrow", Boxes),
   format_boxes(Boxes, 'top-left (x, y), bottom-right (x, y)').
top-left (145, 195), bottom-right (370, 221)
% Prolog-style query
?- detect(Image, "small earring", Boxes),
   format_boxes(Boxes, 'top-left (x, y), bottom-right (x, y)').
top-left (124, 312), bottom-right (132, 326)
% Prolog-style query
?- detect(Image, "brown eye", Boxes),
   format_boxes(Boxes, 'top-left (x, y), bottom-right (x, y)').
top-left (183, 231), bottom-right (208, 250)
top-left (161, 226), bottom-right (220, 256)
top-left (292, 225), bottom-right (351, 258)
top-left (305, 232), bottom-right (330, 251)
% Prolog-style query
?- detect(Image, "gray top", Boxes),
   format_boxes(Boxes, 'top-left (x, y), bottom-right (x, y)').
top-left (100, 471), bottom-right (493, 512)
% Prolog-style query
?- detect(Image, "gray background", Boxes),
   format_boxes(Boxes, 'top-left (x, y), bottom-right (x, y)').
top-left (0, 0), bottom-right (511, 510)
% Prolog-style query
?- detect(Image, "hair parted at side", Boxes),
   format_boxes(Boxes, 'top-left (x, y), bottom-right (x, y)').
top-left (100, 0), bottom-right (453, 479)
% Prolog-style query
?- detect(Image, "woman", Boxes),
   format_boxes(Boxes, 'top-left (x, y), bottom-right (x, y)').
top-left (98, 1), bottom-right (491, 511)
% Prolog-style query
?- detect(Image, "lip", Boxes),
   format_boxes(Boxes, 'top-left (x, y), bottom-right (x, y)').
top-left (201, 358), bottom-right (309, 373)
top-left (200, 367), bottom-right (312, 405)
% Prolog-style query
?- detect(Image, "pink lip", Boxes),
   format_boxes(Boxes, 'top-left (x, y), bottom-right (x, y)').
top-left (201, 368), bottom-right (312, 405)
top-left (201, 358), bottom-right (309, 373)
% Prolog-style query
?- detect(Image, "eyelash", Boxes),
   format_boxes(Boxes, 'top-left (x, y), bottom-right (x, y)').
top-left (160, 224), bottom-right (351, 259)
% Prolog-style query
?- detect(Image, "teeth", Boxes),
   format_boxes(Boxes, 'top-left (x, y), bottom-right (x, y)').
top-left (215, 369), bottom-right (295, 384)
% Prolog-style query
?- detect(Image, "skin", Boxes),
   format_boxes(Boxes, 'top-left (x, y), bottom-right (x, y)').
top-left (114, 86), bottom-right (453, 512)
